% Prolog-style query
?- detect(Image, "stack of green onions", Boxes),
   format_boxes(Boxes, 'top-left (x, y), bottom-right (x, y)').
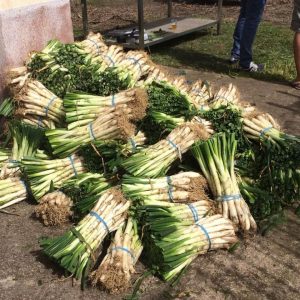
top-left (0, 177), bottom-right (27, 209)
top-left (46, 107), bottom-right (136, 157)
top-left (0, 122), bottom-right (44, 179)
top-left (242, 110), bottom-right (299, 147)
top-left (22, 154), bottom-right (86, 201)
top-left (142, 65), bottom-right (168, 86)
top-left (62, 172), bottom-right (111, 216)
top-left (210, 84), bottom-right (240, 109)
top-left (40, 188), bottom-right (130, 281)
top-left (64, 88), bottom-right (148, 129)
top-left (122, 123), bottom-right (210, 177)
top-left (116, 51), bottom-right (151, 87)
top-left (7, 66), bottom-right (30, 95)
top-left (78, 32), bottom-right (108, 58)
top-left (192, 133), bottom-right (257, 231)
top-left (0, 98), bottom-right (14, 117)
top-left (90, 218), bottom-right (143, 294)
top-left (188, 80), bottom-right (212, 111)
top-left (0, 148), bottom-right (10, 170)
top-left (95, 45), bottom-right (125, 72)
top-left (122, 172), bottom-right (210, 204)
top-left (147, 214), bottom-right (237, 282)
top-left (150, 111), bottom-right (214, 134)
top-left (14, 80), bottom-right (65, 128)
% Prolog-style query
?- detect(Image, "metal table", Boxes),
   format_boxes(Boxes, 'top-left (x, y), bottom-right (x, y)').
top-left (81, 0), bottom-right (224, 49)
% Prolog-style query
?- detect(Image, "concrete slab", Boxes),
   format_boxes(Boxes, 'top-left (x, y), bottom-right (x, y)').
top-left (0, 0), bottom-right (74, 98)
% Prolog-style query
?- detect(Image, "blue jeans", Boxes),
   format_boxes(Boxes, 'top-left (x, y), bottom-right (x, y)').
top-left (231, 0), bottom-right (266, 68)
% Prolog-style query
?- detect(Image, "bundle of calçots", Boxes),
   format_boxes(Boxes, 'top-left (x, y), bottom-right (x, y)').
top-left (40, 188), bottom-right (130, 281)
top-left (0, 32), bottom-right (298, 298)
top-left (90, 218), bottom-right (143, 294)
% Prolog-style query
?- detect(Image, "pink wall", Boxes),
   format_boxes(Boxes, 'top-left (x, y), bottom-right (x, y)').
top-left (0, 0), bottom-right (74, 99)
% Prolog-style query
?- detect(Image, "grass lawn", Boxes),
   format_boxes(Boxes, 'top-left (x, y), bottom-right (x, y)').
top-left (150, 21), bottom-right (296, 83)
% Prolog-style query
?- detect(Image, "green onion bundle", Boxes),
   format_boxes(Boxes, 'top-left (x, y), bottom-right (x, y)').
top-left (188, 80), bottom-right (212, 110)
top-left (242, 110), bottom-right (299, 147)
top-left (0, 148), bottom-right (10, 170)
top-left (95, 45), bottom-right (125, 72)
top-left (210, 84), bottom-right (240, 109)
top-left (46, 107), bottom-right (136, 157)
top-left (35, 191), bottom-right (73, 226)
top-left (122, 123), bottom-right (210, 177)
top-left (62, 172), bottom-right (111, 216)
top-left (22, 154), bottom-right (86, 201)
top-left (78, 32), bottom-right (108, 58)
top-left (64, 88), bottom-right (148, 129)
top-left (7, 66), bottom-right (30, 95)
top-left (147, 214), bottom-right (237, 282)
top-left (0, 177), bottom-right (27, 209)
top-left (192, 133), bottom-right (257, 231)
top-left (116, 51), bottom-right (151, 87)
top-left (40, 188), bottom-right (130, 281)
top-left (90, 218), bottom-right (143, 294)
top-left (122, 172), bottom-right (210, 204)
top-left (142, 65), bottom-right (168, 86)
top-left (14, 80), bottom-right (65, 128)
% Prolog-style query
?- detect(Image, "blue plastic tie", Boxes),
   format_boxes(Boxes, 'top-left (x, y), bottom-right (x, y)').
top-left (127, 57), bottom-right (142, 74)
top-left (111, 94), bottom-right (116, 106)
top-left (8, 159), bottom-right (19, 164)
top-left (37, 116), bottom-right (43, 128)
top-left (45, 96), bottom-right (58, 117)
top-left (166, 176), bottom-right (174, 202)
top-left (260, 126), bottom-right (273, 137)
top-left (188, 203), bottom-right (199, 222)
top-left (104, 54), bottom-right (115, 66)
top-left (68, 155), bottom-right (78, 177)
top-left (129, 138), bottom-right (137, 152)
top-left (217, 194), bottom-right (241, 202)
top-left (87, 38), bottom-right (100, 55)
top-left (88, 123), bottom-right (96, 141)
top-left (111, 246), bottom-right (135, 261)
top-left (166, 138), bottom-right (181, 159)
top-left (90, 211), bottom-right (110, 232)
top-left (196, 223), bottom-right (211, 250)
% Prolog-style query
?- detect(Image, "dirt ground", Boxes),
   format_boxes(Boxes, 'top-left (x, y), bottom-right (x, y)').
top-left (0, 68), bottom-right (299, 300)
top-left (71, 0), bottom-right (294, 34)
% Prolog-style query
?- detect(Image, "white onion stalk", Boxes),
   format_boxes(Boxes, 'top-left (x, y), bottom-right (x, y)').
top-left (64, 88), bottom-right (148, 129)
top-left (22, 154), bottom-right (87, 201)
top-left (0, 177), bottom-right (27, 209)
top-left (78, 32), bottom-right (108, 58)
top-left (210, 83), bottom-right (240, 109)
top-left (122, 123), bottom-right (210, 177)
top-left (14, 80), bottom-right (65, 128)
top-left (122, 171), bottom-right (210, 203)
top-left (40, 188), bottom-right (130, 281)
top-left (188, 80), bottom-right (212, 111)
top-left (90, 218), bottom-right (143, 294)
top-left (7, 66), bottom-right (31, 95)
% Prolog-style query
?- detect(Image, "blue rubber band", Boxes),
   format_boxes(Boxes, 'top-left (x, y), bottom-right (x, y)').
top-left (103, 54), bottom-right (115, 66)
top-left (87, 38), bottom-right (100, 55)
top-left (166, 138), bottom-right (181, 158)
top-left (166, 176), bottom-right (174, 202)
top-left (111, 246), bottom-right (135, 261)
top-left (196, 223), bottom-right (211, 250)
top-left (217, 194), bottom-right (241, 202)
top-left (128, 138), bottom-right (137, 152)
top-left (45, 96), bottom-right (58, 117)
top-left (90, 211), bottom-right (109, 232)
top-left (88, 123), bottom-right (96, 141)
top-left (260, 126), bottom-right (273, 137)
top-left (68, 155), bottom-right (78, 177)
top-left (37, 116), bottom-right (43, 128)
top-left (188, 203), bottom-right (199, 222)
top-left (127, 57), bottom-right (142, 74)
top-left (111, 94), bottom-right (116, 106)
top-left (8, 159), bottom-right (19, 164)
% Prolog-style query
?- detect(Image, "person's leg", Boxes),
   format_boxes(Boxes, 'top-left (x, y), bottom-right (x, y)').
top-left (231, 0), bottom-right (247, 59)
top-left (239, 0), bottom-right (266, 69)
top-left (294, 33), bottom-right (300, 82)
